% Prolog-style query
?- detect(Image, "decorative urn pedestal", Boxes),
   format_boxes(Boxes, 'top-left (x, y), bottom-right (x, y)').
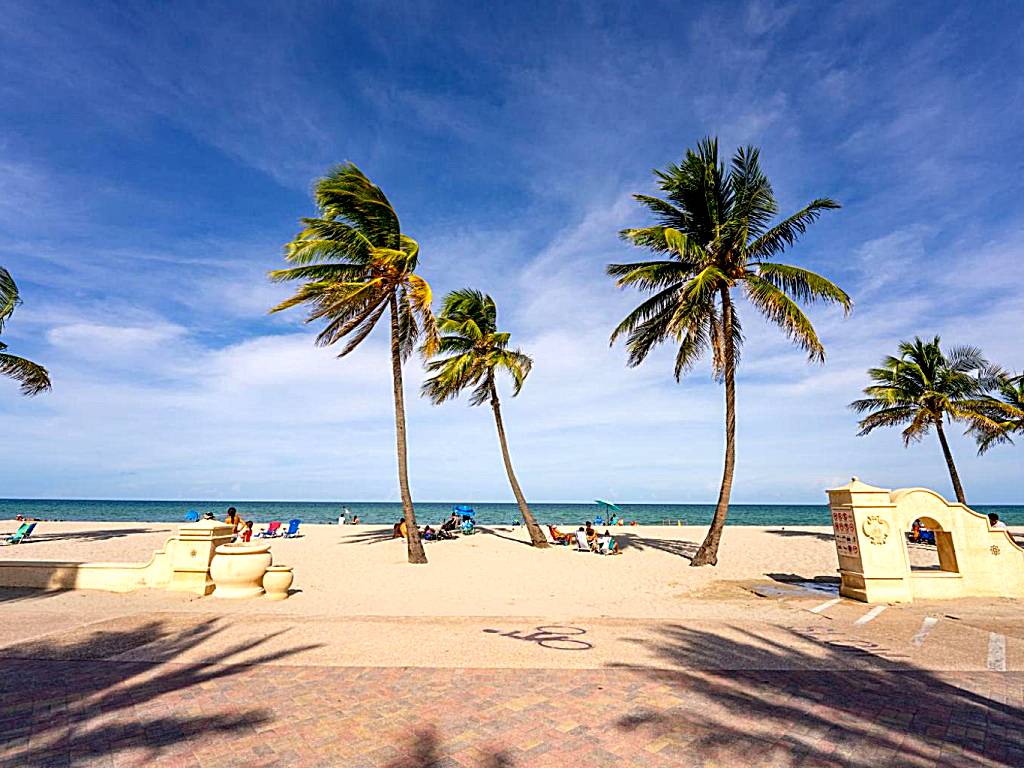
top-left (263, 565), bottom-right (294, 600)
top-left (210, 542), bottom-right (273, 598)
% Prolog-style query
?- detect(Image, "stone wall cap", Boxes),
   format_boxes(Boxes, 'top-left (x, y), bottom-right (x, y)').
top-left (827, 477), bottom-right (891, 494)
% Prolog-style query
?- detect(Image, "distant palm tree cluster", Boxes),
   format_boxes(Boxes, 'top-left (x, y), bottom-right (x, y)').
top-left (4, 139), bottom-right (1019, 567)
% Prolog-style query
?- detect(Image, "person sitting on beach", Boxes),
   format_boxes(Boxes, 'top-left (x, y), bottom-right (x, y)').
top-left (585, 522), bottom-right (597, 547)
top-left (225, 507), bottom-right (244, 534)
top-left (392, 519), bottom-right (404, 539)
top-left (441, 514), bottom-right (459, 535)
top-left (240, 521), bottom-right (253, 543)
top-left (910, 520), bottom-right (921, 542)
top-left (422, 525), bottom-right (436, 541)
top-left (351, 514), bottom-right (360, 524)
top-left (599, 530), bottom-right (621, 555)
top-left (988, 513), bottom-right (1008, 530)
top-left (338, 510), bottom-right (347, 525)
top-left (202, 512), bottom-right (216, 521)
top-left (575, 526), bottom-right (593, 552)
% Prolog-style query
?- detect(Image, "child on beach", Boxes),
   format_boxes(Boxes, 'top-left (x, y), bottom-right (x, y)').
top-left (241, 521), bottom-right (253, 543)
top-left (599, 530), bottom-right (621, 555)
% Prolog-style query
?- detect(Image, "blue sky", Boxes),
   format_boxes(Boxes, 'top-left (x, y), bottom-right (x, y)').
top-left (0, 0), bottom-right (1021, 503)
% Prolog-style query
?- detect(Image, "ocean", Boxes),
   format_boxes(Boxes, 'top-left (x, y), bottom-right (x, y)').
top-left (2, 499), bottom-right (1022, 527)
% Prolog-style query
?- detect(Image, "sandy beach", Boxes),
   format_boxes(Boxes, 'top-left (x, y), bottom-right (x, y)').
top-left (0, 521), bottom-right (848, 617)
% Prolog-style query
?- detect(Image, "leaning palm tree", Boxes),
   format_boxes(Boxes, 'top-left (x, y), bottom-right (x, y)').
top-left (609, 138), bottom-right (849, 567)
top-left (967, 371), bottom-right (1024, 454)
top-left (422, 289), bottom-right (548, 548)
top-left (0, 267), bottom-right (51, 396)
top-left (850, 336), bottom-right (989, 505)
top-left (269, 163), bottom-right (437, 564)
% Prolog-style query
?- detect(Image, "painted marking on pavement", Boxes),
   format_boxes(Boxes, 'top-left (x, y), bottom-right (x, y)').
top-left (854, 605), bottom-right (887, 625)
top-left (808, 598), bottom-right (841, 614)
top-left (987, 633), bottom-right (1007, 671)
top-left (911, 616), bottom-right (939, 647)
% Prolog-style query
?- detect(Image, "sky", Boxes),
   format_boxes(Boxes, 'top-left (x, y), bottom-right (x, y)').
top-left (0, 0), bottom-right (1021, 504)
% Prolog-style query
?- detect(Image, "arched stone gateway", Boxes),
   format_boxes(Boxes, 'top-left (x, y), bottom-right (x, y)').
top-left (827, 478), bottom-right (1024, 603)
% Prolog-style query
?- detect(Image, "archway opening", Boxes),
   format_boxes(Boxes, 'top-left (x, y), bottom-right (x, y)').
top-left (905, 516), bottom-right (959, 573)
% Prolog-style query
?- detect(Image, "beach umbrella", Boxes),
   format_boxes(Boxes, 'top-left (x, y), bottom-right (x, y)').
top-left (594, 499), bottom-right (621, 512)
top-left (453, 504), bottom-right (475, 517)
top-left (184, 510), bottom-right (200, 522)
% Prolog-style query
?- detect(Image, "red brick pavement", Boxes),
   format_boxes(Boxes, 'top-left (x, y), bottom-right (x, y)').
top-left (2, 657), bottom-right (1022, 768)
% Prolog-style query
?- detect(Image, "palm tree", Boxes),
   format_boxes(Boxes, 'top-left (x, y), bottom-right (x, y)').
top-left (850, 336), bottom-right (989, 505)
top-left (609, 138), bottom-right (849, 567)
top-left (968, 371), bottom-right (1024, 454)
top-left (0, 267), bottom-right (51, 396)
top-left (422, 289), bottom-right (549, 548)
top-left (269, 163), bottom-right (437, 564)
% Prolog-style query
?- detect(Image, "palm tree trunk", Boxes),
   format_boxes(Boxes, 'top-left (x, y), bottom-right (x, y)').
top-left (489, 380), bottom-right (548, 548)
top-left (389, 292), bottom-right (426, 564)
top-left (691, 288), bottom-right (737, 567)
top-left (934, 415), bottom-right (967, 505)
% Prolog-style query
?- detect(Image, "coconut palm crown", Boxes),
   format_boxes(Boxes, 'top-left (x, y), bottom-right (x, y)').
top-left (0, 267), bottom-right (51, 396)
top-left (850, 336), bottom-right (990, 504)
top-left (967, 371), bottom-right (1024, 454)
top-left (422, 289), bottom-right (548, 547)
top-left (609, 138), bottom-right (849, 566)
top-left (269, 162), bottom-right (436, 564)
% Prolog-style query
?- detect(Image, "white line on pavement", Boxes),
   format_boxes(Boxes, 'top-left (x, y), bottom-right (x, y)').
top-left (809, 597), bottom-right (841, 614)
top-left (988, 633), bottom-right (1007, 671)
top-left (911, 616), bottom-right (939, 647)
top-left (854, 605), bottom-right (887, 625)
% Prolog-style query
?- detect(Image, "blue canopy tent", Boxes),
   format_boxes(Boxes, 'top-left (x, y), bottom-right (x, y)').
top-left (453, 504), bottom-right (475, 518)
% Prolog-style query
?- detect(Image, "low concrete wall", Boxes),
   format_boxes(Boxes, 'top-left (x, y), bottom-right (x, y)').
top-left (0, 539), bottom-right (176, 592)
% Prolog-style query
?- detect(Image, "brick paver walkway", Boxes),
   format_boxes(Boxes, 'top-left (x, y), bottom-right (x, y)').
top-left (2, 656), bottom-right (1022, 768)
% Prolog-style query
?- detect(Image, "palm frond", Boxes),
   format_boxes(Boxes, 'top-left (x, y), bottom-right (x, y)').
top-left (0, 267), bottom-right (19, 330)
top-left (0, 350), bottom-right (51, 396)
top-left (747, 199), bottom-right (841, 261)
top-left (755, 262), bottom-right (852, 314)
top-left (743, 274), bottom-right (825, 362)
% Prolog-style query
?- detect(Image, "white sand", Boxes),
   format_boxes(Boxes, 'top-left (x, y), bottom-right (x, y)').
top-left (0, 520), bottom-right (842, 618)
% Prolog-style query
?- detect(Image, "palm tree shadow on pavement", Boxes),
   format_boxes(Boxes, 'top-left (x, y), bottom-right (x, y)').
top-left (0, 617), bottom-right (323, 767)
top-left (386, 725), bottom-right (515, 768)
top-left (610, 623), bottom-right (1024, 767)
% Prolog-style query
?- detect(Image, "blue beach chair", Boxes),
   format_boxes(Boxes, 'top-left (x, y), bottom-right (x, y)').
top-left (4, 522), bottom-right (36, 545)
top-left (282, 519), bottom-right (302, 538)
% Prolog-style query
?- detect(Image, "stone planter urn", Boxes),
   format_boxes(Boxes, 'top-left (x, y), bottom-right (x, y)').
top-left (210, 542), bottom-right (273, 598)
top-left (263, 565), bottom-right (294, 600)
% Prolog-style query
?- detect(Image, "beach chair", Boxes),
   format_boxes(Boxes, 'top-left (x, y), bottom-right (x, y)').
top-left (574, 530), bottom-right (593, 552)
top-left (256, 521), bottom-right (282, 538)
top-left (547, 525), bottom-right (572, 545)
top-left (4, 522), bottom-right (36, 545)
top-left (282, 519), bottom-right (302, 538)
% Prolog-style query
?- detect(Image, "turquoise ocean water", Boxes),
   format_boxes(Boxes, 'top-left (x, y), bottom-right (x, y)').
top-left (2, 499), bottom-right (1022, 527)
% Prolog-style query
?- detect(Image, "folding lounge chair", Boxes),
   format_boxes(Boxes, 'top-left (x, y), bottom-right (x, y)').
top-left (5, 522), bottom-right (36, 545)
top-left (282, 519), bottom-right (301, 538)
top-left (574, 530), bottom-right (593, 552)
top-left (256, 521), bottom-right (282, 538)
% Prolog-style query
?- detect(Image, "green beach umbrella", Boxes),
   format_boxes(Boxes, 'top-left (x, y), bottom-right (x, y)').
top-left (594, 499), bottom-right (621, 512)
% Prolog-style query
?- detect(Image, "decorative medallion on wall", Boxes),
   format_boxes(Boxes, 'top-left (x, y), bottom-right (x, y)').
top-left (862, 515), bottom-right (890, 545)
top-left (991, 545), bottom-right (1001, 556)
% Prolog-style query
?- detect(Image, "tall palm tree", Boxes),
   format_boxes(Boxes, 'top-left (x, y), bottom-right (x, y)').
top-left (422, 289), bottom-right (548, 548)
top-left (0, 267), bottom-right (51, 396)
top-left (967, 371), bottom-right (1023, 454)
top-left (609, 138), bottom-right (849, 567)
top-left (850, 336), bottom-right (989, 505)
top-left (269, 163), bottom-right (437, 564)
